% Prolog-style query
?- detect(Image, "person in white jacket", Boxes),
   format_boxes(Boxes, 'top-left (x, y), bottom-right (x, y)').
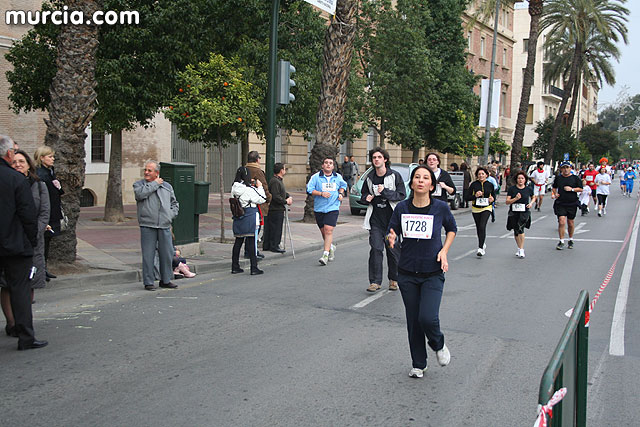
top-left (231, 166), bottom-right (267, 275)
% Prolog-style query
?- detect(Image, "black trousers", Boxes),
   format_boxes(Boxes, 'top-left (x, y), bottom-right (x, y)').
top-left (0, 255), bottom-right (36, 345)
top-left (368, 225), bottom-right (399, 285)
top-left (264, 211), bottom-right (285, 251)
top-left (233, 237), bottom-right (257, 271)
top-left (472, 210), bottom-right (492, 248)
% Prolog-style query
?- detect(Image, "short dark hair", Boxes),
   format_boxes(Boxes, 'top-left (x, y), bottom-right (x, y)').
top-left (369, 146), bottom-right (390, 166)
top-left (247, 150), bottom-right (260, 163)
top-left (274, 163), bottom-right (285, 174)
top-left (537, 161), bottom-right (544, 167)
top-left (425, 152), bottom-right (440, 167)
top-left (475, 166), bottom-right (490, 178)
top-left (515, 171), bottom-right (528, 182)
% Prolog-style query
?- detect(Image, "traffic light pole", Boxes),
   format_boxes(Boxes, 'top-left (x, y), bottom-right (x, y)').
top-left (265, 0), bottom-right (280, 180)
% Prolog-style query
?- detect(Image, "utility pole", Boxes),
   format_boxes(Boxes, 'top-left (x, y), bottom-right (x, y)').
top-left (482, 0), bottom-right (501, 166)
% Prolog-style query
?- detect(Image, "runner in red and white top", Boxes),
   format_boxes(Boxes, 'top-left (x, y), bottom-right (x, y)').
top-left (582, 162), bottom-right (599, 207)
top-left (529, 161), bottom-right (549, 212)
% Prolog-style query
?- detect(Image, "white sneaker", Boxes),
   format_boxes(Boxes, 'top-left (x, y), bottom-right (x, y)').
top-left (603, 208), bottom-right (607, 215)
top-left (318, 253), bottom-right (329, 266)
top-left (483, 243), bottom-right (487, 250)
top-left (520, 249), bottom-right (525, 258)
top-left (328, 244), bottom-right (336, 261)
top-left (436, 344), bottom-right (451, 366)
top-left (477, 248), bottom-right (485, 257)
top-left (515, 249), bottom-right (521, 258)
top-left (408, 367), bottom-right (426, 378)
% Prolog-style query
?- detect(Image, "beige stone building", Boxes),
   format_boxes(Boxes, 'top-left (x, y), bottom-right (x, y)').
top-left (511, 2), bottom-right (598, 153)
top-left (463, 0), bottom-right (517, 161)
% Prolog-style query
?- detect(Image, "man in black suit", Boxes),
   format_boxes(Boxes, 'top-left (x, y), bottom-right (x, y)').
top-left (0, 135), bottom-right (48, 350)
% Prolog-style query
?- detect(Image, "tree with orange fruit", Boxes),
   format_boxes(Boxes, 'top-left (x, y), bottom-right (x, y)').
top-left (166, 54), bottom-right (261, 241)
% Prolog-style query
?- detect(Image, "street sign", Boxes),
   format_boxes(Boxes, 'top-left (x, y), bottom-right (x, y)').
top-left (564, 152), bottom-right (570, 161)
top-left (304, 0), bottom-right (336, 15)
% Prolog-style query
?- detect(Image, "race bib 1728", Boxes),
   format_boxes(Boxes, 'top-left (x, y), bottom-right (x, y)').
top-left (401, 214), bottom-right (434, 239)
top-left (322, 182), bottom-right (337, 192)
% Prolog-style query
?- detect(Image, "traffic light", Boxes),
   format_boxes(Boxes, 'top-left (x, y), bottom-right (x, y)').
top-left (277, 60), bottom-right (295, 105)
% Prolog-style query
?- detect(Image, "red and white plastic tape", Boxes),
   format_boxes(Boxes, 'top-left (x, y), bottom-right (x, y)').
top-left (565, 196), bottom-right (640, 326)
top-left (533, 387), bottom-right (567, 427)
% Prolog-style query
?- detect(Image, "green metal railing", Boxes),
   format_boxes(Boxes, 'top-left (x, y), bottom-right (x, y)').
top-left (538, 290), bottom-right (589, 426)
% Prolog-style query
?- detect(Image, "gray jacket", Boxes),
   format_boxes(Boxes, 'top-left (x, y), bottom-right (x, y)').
top-left (133, 179), bottom-right (179, 229)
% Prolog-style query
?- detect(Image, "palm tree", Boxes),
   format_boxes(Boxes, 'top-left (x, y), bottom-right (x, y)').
top-left (544, 26), bottom-right (619, 133)
top-left (510, 0), bottom-right (544, 169)
top-left (304, 0), bottom-right (358, 222)
top-left (540, 0), bottom-right (628, 164)
top-left (45, 0), bottom-right (100, 262)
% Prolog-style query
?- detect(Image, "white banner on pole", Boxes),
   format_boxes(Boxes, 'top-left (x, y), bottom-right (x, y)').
top-left (479, 79), bottom-right (501, 128)
top-left (304, 0), bottom-right (337, 15)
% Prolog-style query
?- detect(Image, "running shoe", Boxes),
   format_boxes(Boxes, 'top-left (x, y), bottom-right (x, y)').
top-left (366, 283), bottom-right (381, 293)
top-left (520, 249), bottom-right (525, 258)
top-left (408, 367), bottom-right (426, 378)
top-left (436, 344), bottom-right (451, 366)
top-left (515, 250), bottom-right (521, 258)
top-left (556, 241), bottom-right (565, 250)
top-left (388, 280), bottom-right (398, 291)
top-left (568, 240), bottom-right (574, 249)
top-left (603, 208), bottom-right (607, 215)
top-left (319, 253), bottom-right (329, 266)
top-left (598, 210), bottom-right (602, 217)
top-left (476, 248), bottom-right (485, 257)
top-left (328, 244), bottom-right (336, 261)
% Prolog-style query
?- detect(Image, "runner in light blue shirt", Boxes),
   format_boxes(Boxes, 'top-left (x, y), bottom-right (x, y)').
top-left (306, 157), bottom-right (348, 265)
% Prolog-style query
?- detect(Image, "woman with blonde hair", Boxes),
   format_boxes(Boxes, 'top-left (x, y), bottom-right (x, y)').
top-left (34, 146), bottom-right (63, 280)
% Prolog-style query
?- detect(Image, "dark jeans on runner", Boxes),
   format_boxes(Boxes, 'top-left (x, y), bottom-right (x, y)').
top-left (472, 210), bottom-right (492, 248)
top-left (398, 272), bottom-right (445, 370)
top-left (263, 211), bottom-right (284, 251)
top-left (0, 255), bottom-right (36, 346)
top-left (368, 226), bottom-right (399, 285)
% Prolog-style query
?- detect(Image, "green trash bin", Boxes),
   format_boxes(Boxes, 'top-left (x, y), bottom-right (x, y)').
top-left (194, 181), bottom-right (210, 242)
top-left (194, 181), bottom-right (211, 214)
top-left (160, 162), bottom-right (195, 245)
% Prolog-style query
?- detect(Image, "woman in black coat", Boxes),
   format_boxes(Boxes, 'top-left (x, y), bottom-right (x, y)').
top-left (34, 146), bottom-right (63, 279)
top-left (425, 153), bottom-right (456, 206)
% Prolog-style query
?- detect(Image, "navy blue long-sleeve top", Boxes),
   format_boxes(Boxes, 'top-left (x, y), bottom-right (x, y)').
top-left (387, 198), bottom-right (457, 274)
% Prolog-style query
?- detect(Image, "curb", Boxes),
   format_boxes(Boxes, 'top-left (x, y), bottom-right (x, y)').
top-left (51, 205), bottom-right (473, 288)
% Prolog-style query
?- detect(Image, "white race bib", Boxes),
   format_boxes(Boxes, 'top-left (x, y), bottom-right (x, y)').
top-left (476, 197), bottom-right (489, 207)
top-left (322, 182), bottom-right (337, 192)
top-left (433, 184), bottom-right (442, 197)
top-left (401, 214), bottom-right (434, 239)
top-left (512, 203), bottom-right (526, 212)
top-left (585, 175), bottom-right (593, 182)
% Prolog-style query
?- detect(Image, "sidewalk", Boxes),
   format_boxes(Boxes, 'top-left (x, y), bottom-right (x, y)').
top-left (50, 190), bottom-right (481, 288)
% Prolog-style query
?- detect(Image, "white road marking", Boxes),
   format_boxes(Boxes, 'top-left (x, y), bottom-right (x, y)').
top-left (609, 203), bottom-right (640, 356)
top-left (352, 290), bottom-right (390, 309)
top-left (455, 235), bottom-right (623, 243)
top-left (452, 248), bottom-right (478, 261)
top-left (499, 215), bottom-right (548, 238)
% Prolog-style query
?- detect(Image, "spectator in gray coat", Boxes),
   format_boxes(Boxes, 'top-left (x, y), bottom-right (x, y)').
top-left (133, 161), bottom-right (179, 291)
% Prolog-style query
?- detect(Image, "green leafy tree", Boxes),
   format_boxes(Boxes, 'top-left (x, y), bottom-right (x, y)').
top-left (165, 54), bottom-right (261, 241)
top-left (489, 132), bottom-right (511, 158)
top-left (532, 115), bottom-right (578, 162)
top-left (579, 123), bottom-right (619, 161)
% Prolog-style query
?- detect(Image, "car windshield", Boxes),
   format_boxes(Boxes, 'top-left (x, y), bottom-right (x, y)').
top-left (393, 165), bottom-right (410, 181)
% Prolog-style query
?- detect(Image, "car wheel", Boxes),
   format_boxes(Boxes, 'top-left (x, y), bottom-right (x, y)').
top-left (350, 207), bottom-right (361, 215)
top-left (450, 195), bottom-right (460, 210)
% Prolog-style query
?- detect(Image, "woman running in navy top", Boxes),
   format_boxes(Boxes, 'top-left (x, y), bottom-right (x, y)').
top-left (387, 165), bottom-right (457, 378)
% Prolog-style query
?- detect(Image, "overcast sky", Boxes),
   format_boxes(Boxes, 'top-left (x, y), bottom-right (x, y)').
top-left (597, 0), bottom-right (639, 110)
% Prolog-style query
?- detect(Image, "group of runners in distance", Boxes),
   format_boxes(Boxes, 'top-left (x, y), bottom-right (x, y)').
top-left (305, 149), bottom-right (635, 379)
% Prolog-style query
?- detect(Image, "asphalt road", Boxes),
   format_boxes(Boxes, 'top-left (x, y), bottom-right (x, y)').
top-left (2, 189), bottom-right (639, 426)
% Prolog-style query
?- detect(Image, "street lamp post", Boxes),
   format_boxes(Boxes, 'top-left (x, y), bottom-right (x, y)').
top-left (265, 0), bottom-right (280, 179)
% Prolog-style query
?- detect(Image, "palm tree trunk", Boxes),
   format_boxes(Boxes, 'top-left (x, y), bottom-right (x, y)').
top-left (304, 0), bottom-right (357, 222)
top-left (544, 42), bottom-right (582, 164)
top-left (103, 129), bottom-right (125, 222)
top-left (510, 0), bottom-right (543, 169)
top-left (567, 73), bottom-right (582, 132)
top-left (45, 0), bottom-right (100, 263)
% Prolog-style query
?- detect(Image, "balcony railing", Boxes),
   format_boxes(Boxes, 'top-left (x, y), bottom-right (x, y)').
top-left (544, 85), bottom-right (564, 99)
